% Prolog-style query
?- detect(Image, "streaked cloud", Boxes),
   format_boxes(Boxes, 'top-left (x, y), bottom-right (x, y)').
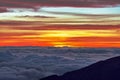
top-left (41, 7), bottom-right (120, 14)
top-left (0, 0), bottom-right (120, 8)
top-left (0, 0), bottom-right (120, 47)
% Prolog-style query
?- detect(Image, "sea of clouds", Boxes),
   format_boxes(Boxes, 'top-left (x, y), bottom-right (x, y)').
top-left (0, 47), bottom-right (120, 80)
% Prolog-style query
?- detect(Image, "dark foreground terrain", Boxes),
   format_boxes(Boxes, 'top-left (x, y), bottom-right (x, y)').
top-left (41, 56), bottom-right (120, 80)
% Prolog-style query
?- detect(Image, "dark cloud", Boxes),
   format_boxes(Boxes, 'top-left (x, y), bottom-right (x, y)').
top-left (0, 8), bottom-right (7, 12)
top-left (17, 25), bottom-right (120, 30)
top-left (0, 20), bottom-right (44, 26)
top-left (0, 1), bottom-right (34, 8)
top-left (67, 37), bottom-right (120, 42)
top-left (0, 22), bottom-right (119, 30)
top-left (0, 32), bottom-right (38, 37)
top-left (0, 21), bottom-right (31, 25)
top-left (9, 0), bottom-right (120, 7)
top-left (0, 0), bottom-right (120, 10)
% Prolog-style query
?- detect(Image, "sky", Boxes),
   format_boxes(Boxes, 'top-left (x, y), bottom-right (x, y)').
top-left (0, 0), bottom-right (120, 47)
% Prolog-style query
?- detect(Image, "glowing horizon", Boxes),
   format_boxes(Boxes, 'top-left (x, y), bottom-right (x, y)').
top-left (0, 0), bottom-right (120, 47)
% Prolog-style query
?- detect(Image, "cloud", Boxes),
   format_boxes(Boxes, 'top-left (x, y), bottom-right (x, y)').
top-left (0, 20), bottom-right (120, 30)
top-left (0, 47), bottom-right (119, 80)
top-left (0, 0), bottom-right (120, 10)
top-left (0, 0), bottom-right (34, 8)
top-left (0, 51), bottom-right (15, 62)
top-left (66, 37), bottom-right (120, 43)
top-left (0, 32), bottom-right (38, 37)
top-left (0, 8), bottom-right (7, 12)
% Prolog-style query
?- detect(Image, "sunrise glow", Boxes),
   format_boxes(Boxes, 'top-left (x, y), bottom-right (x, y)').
top-left (0, 0), bottom-right (120, 47)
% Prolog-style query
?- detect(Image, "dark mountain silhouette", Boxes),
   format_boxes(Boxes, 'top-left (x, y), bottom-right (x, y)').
top-left (40, 56), bottom-right (120, 80)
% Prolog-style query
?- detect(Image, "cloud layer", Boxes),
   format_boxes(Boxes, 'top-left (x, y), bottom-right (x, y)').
top-left (0, 47), bottom-right (120, 80)
top-left (0, 0), bottom-right (120, 8)
top-left (0, 0), bottom-right (120, 12)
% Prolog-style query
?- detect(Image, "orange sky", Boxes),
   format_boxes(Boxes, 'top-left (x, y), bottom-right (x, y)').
top-left (0, 1), bottom-right (120, 47)
top-left (1, 27), bottom-right (120, 47)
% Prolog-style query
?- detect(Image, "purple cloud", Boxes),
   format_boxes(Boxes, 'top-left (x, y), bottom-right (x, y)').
top-left (0, 0), bottom-right (120, 10)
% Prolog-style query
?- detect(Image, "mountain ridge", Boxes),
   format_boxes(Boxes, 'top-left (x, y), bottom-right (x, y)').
top-left (40, 56), bottom-right (120, 80)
